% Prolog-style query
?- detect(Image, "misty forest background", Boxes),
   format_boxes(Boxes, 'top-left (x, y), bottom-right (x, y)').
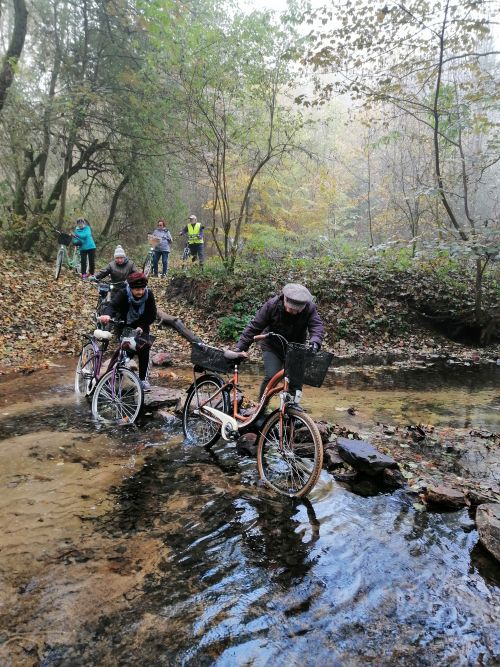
top-left (0, 0), bottom-right (499, 340)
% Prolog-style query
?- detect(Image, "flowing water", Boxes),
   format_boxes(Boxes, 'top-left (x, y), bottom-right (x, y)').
top-left (0, 359), bottom-right (499, 666)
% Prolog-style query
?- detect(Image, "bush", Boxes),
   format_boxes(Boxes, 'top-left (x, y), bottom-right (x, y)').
top-left (217, 313), bottom-right (252, 340)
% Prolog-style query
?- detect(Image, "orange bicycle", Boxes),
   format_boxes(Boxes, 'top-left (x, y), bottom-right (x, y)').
top-left (182, 332), bottom-right (332, 497)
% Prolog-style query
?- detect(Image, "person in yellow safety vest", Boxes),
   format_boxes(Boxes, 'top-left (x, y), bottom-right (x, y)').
top-left (179, 214), bottom-right (205, 268)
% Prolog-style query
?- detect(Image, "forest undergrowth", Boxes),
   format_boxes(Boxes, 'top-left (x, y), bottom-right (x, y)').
top-left (1, 251), bottom-right (499, 374)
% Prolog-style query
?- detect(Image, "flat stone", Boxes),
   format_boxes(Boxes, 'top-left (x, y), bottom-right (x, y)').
top-left (337, 437), bottom-right (398, 476)
top-left (476, 503), bottom-right (500, 562)
top-left (151, 352), bottom-right (173, 367)
top-left (324, 447), bottom-right (344, 469)
top-left (424, 484), bottom-right (467, 509)
top-left (144, 386), bottom-right (183, 410)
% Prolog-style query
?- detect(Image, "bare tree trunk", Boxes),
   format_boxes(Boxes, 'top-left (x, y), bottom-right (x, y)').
top-left (101, 174), bottom-right (130, 238)
top-left (432, 0), bottom-right (468, 242)
top-left (0, 0), bottom-right (28, 112)
top-left (366, 136), bottom-right (374, 246)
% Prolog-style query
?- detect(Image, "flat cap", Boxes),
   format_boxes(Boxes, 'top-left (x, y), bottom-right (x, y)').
top-left (282, 283), bottom-right (313, 304)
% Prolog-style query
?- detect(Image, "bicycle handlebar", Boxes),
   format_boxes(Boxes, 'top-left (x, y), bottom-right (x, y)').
top-left (253, 332), bottom-right (288, 343)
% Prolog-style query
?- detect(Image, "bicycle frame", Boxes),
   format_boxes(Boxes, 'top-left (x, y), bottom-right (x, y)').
top-left (191, 361), bottom-right (289, 442)
top-left (60, 244), bottom-right (80, 270)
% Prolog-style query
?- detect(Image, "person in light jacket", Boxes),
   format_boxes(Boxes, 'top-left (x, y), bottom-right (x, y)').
top-left (73, 217), bottom-right (96, 279)
top-left (151, 219), bottom-right (173, 277)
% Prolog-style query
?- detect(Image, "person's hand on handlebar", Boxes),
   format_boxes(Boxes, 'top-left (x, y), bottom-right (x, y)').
top-left (135, 327), bottom-right (143, 335)
top-left (99, 315), bottom-right (111, 325)
top-left (309, 342), bottom-right (319, 354)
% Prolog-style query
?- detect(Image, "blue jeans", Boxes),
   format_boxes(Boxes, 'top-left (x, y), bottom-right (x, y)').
top-left (153, 250), bottom-right (169, 276)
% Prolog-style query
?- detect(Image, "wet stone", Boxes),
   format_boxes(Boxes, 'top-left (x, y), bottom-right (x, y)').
top-left (424, 484), bottom-right (467, 510)
top-left (476, 503), bottom-right (500, 562)
top-left (337, 437), bottom-right (398, 476)
top-left (236, 432), bottom-right (257, 457)
top-left (144, 387), bottom-right (183, 410)
top-left (151, 352), bottom-right (173, 367)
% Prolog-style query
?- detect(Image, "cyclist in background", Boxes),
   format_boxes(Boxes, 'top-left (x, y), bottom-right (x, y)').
top-left (73, 217), bottom-right (96, 279)
top-left (179, 214), bottom-right (204, 268)
top-left (93, 245), bottom-right (137, 283)
top-left (99, 272), bottom-right (157, 391)
top-left (234, 283), bottom-right (325, 400)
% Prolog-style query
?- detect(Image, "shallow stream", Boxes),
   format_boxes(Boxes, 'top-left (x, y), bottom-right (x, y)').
top-left (0, 358), bottom-right (499, 665)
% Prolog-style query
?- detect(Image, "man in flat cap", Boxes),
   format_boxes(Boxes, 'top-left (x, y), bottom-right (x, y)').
top-left (234, 283), bottom-right (324, 400)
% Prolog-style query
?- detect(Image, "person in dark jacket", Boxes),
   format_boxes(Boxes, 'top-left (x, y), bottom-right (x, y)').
top-left (235, 283), bottom-right (325, 400)
top-left (99, 272), bottom-right (157, 390)
top-left (94, 245), bottom-right (137, 284)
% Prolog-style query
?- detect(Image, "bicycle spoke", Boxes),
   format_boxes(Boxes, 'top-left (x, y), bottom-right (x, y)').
top-left (257, 410), bottom-right (322, 497)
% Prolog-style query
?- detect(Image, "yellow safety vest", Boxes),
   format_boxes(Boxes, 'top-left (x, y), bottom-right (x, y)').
top-left (187, 222), bottom-right (203, 244)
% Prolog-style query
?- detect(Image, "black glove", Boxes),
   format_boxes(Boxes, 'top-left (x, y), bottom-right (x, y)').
top-left (309, 342), bottom-right (319, 354)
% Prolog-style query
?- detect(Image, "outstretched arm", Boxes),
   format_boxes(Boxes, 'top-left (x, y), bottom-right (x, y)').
top-left (156, 308), bottom-right (203, 343)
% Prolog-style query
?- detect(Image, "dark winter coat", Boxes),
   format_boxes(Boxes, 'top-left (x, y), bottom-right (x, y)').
top-left (94, 258), bottom-right (137, 283)
top-left (103, 287), bottom-right (157, 334)
top-left (235, 295), bottom-right (324, 360)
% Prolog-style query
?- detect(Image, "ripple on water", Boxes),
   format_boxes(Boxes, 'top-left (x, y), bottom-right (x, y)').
top-left (1, 363), bottom-right (499, 666)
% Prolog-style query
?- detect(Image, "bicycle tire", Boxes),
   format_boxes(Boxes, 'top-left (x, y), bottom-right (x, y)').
top-left (182, 375), bottom-right (230, 448)
top-left (143, 252), bottom-right (153, 278)
top-left (54, 248), bottom-right (64, 280)
top-left (75, 343), bottom-right (98, 396)
top-left (72, 248), bottom-right (81, 274)
top-left (257, 408), bottom-right (323, 498)
top-left (91, 367), bottom-right (144, 424)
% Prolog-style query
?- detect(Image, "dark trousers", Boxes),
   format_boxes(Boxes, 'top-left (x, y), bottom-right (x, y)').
top-left (153, 250), bottom-right (169, 276)
top-left (137, 347), bottom-right (150, 381)
top-left (188, 243), bottom-right (204, 265)
top-left (80, 249), bottom-right (95, 275)
top-left (260, 348), bottom-right (301, 399)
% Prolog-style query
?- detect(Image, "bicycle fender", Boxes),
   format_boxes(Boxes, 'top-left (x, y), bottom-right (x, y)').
top-left (185, 373), bottom-right (225, 395)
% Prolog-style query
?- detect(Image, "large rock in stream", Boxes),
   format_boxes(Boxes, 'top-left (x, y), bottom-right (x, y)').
top-left (144, 386), bottom-right (183, 411)
top-left (476, 503), bottom-right (500, 562)
top-left (337, 437), bottom-right (398, 476)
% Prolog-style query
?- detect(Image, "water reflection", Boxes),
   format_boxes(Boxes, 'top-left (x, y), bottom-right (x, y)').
top-left (1, 362), bottom-right (500, 666)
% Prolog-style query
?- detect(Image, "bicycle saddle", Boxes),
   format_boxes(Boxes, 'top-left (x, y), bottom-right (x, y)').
top-left (94, 329), bottom-right (113, 341)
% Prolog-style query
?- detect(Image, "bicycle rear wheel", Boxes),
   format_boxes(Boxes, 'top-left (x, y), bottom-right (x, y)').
top-left (257, 408), bottom-right (323, 497)
top-left (91, 367), bottom-right (143, 424)
top-left (54, 248), bottom-right (64, 280)
top-left (182, 375), bottom-right (229, 448)
top-left (143, 252), bottom-right (153, 278)
top-left (75, 343), bottom-right (98, 396)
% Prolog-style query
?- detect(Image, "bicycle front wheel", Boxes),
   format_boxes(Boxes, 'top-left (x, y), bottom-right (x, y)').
top-left (257, 408), bottom-right (323, 498)
top-left (91, 367), bottom-right (144, 424)
top-left (75, 343), bottom-right (98, 396)
top-left (54, 248), bottom-right (64, 279)
top-left (182, 375), bottom-right (229, 448)
top-left (143, 252), bottom-right (153, 278)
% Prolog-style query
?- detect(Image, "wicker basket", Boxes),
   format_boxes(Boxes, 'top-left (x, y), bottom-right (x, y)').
top-left (191, 342), bottom-right (230, 373)
top-left (147, 234), bottom-right (161, 247)
top-left (285, 343), bottom-right (333, 388)
top-left (57, 231), bottom-right (72, 246)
